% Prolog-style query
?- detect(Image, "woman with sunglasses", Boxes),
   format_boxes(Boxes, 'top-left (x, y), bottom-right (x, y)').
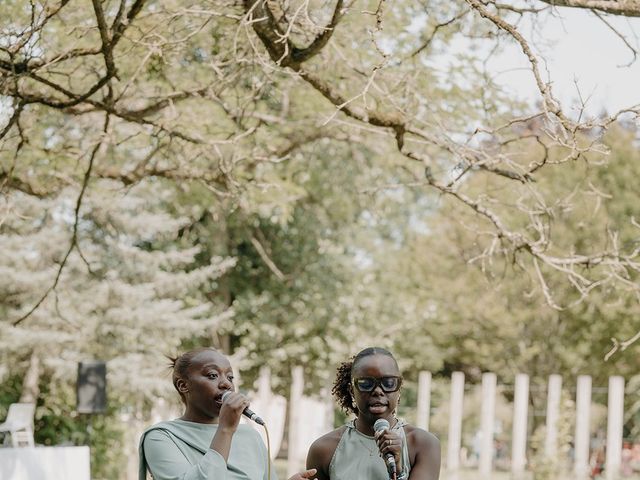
top-left (306, 347), bottom-right (440, 480)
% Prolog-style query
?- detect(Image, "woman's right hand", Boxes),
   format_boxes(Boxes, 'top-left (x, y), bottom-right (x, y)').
top-left (288, 468), bottom-right (317, 480)
top-left (218, 391), bottom-right (250, 432)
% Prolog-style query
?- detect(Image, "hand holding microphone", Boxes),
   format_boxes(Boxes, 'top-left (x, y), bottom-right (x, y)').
top-left (221, 392), bottom-right (318, 480)
top-left (221, 391), bottom-right (265, 425)
top-left (374, 419), bottom-right (401, 480)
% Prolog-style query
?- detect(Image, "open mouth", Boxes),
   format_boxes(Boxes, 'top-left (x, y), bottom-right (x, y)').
top-left (368, 403), bottom-right (388, 413)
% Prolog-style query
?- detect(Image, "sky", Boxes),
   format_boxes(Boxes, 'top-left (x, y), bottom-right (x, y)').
top-left (486, 6), bottom-right (640, 116)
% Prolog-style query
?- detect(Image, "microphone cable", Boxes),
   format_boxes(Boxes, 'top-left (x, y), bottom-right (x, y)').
top-left (261, 423), bottom-right (272, 480)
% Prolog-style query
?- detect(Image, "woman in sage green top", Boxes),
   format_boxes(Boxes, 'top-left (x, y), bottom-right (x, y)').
top-left (139, 347), bottom-right (318, 480)
top-left (306, 347), bottom-right (441, 480)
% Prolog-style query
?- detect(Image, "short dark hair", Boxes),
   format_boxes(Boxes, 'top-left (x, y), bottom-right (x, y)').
top-left (331, 347), bottom-right (398, 414)
top-left (168, 347), bottom-right (220, 403)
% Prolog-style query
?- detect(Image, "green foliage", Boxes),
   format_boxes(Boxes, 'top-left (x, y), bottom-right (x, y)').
top-left (2, 1), bottom-right (640, 477)
top-left (528, 396), bottom-right (575, 480)
top-left (34, 377), bottom-right (126, 480)
top-left (0, 374), bottom-right (22, 427)
top-left (0, 369), bottom-right (125, 480)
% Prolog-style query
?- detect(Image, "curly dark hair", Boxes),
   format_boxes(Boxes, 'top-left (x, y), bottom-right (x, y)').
top-left (167, 347), bottom-right (220, 403)
top-left (331, 347), bottom-right (398, 414)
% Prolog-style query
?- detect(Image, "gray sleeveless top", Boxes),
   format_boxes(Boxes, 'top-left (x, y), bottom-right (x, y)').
top-left (329, 419), bottom-right (411, 480)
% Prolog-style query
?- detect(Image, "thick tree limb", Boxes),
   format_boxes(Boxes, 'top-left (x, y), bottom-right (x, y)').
top-left (538, 0), bottom-right (640, 17)
top-left (291, 0), bottom-right (345, 63)
top-left (243, 0), bottom-right (345, 68)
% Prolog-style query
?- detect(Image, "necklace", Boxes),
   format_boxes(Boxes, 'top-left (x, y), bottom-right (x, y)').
top-left (352, 424), bottom-right (378, 456)
top-left (358, 437), bottom-right (378, 457)
top-left (352, 418), bottom-right (399, 456)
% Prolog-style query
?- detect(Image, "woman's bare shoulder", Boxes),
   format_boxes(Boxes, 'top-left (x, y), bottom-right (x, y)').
top-left (403, 425), bottom-right (440, 449)
top-left (306, 426), bottom-right (348, 479)
top-left (309, 426), bottom-right (347, 453)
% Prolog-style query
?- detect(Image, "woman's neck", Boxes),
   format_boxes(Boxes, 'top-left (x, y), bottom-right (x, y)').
top-left (180, 408), bottom-right (218, 424)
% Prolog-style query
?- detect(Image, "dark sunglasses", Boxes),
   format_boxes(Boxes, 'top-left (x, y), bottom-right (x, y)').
top-left (353, 376), bottom-right (402, 393)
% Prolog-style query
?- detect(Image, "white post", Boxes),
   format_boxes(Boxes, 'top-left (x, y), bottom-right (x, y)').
top-left (606, 376), bottom-right (625, 480)
top-left (574, 375), bottom-right (592, 479)
top-left (287, 366), bottom-right (304, 477)
top-left (544, 374), bottom-right (562, 458)
top-left (479, 372), bottom-right (496, 476)
top-left (321, 387), bottom-right (335, 433)
top-left (447, 372), bottom-right (465, 473)
top-left (511, 373), bottom-right (529, 476)
top-left (257, 366), bottom-right (272, 402)
top-left (417, 371), bottom-right (432, 431)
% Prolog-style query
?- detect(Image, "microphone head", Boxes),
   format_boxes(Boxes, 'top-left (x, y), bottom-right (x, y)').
top-left (374, 418), bottom-right (390, 432)
top-left (221, 391), bottom-right (232, 402)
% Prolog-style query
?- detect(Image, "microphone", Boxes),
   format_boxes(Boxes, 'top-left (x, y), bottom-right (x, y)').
top-left (221, 391), bottom-right (265, 425)
top-left (374, 418), bottom-right (397, 480)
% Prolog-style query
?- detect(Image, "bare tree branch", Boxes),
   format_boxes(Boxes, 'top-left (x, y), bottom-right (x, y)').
top-left (12, 110), bottom-right (112, 326)
top-left (593, 10), bottom-right (638, 66)
top-left (410, 10), bottom-right (469, 59)
top-left (250, 236), bottom-right (286, 281)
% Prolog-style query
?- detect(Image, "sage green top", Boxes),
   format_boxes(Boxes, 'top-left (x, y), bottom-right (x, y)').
top-left (139, 419), bottom-right (277, 480)
top-left (329, 419), bottom-right (410, 480)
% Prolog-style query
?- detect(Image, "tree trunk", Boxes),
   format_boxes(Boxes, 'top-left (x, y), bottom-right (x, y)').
top-left (19, 350), bottom-right (41, 403)
top-left (208, 208), bottom-right (233, 354)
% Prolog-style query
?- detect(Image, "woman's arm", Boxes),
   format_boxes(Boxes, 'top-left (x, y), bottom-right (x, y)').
top-left (306, 440), bottom-right (331, 480)
top-left (142, 395), bottom-right (249, 480)
top-left (306, 430), bottom-right (343, 480)
top-left (211, 392), bottom-right (250, 461)
top-left (143, 429), bottom-right (228, 480)
top-left (407, 429), bottom-right (441, 480)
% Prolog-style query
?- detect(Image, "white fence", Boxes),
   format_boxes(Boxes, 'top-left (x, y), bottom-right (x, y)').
top-left (121, 369), bottom-right (631, 480)
top-left (253, 369), bottom-right (631, 479)
top-left (249, 366), bottom-right (334, 476)
top-left (430, 372), bottom-right (628, 480)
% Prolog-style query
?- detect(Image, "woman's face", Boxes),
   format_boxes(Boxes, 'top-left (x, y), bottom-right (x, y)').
top-left (351, 354), bottom-right (401, 424)
top-left (181, 349), bottom-right (235, 421)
